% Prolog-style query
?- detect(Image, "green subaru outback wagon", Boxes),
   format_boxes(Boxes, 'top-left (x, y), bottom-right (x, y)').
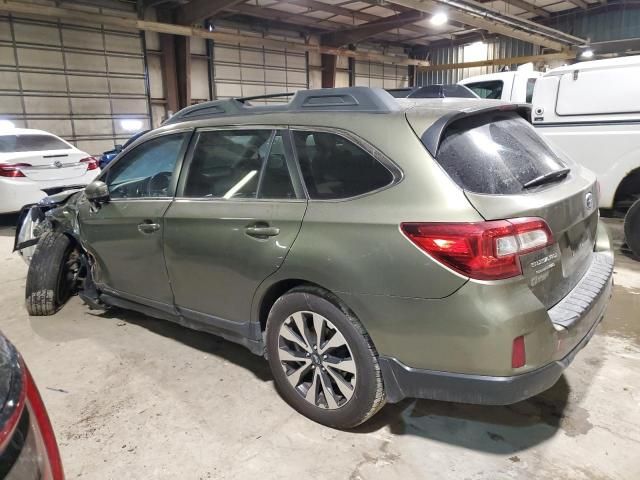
top-left (16, 87), bottom-right (613, 428)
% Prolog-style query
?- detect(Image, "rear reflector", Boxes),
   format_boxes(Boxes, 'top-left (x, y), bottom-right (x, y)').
top-left (401, 218), bottom-right (553, 280)
top-left (512, 335), bottom-right (526, 368)
top-left (0, 163), bottom-right (31, 178)
top-left (80, 156), bottom-right (99, 171)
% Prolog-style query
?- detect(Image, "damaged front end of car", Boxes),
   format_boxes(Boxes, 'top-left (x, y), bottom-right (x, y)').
top-left (13, 188), bottom-right (83, 263)
top-left (14, 188), bottom-right (105, 311)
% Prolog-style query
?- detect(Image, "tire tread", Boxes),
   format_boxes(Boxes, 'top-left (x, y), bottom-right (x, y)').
top-left (25, 231), bottom-right (72, 316)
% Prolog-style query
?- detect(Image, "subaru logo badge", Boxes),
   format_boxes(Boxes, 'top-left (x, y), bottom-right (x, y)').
top-left (585, 192), bottom-right (594, 211)
top-left (53, 160), bottom-right (63, 168)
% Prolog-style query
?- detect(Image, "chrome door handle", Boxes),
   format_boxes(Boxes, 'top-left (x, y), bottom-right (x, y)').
top-left (245, 226), bottom-right (280, 238)
top-left (138, 222), bottom-right (160, 234)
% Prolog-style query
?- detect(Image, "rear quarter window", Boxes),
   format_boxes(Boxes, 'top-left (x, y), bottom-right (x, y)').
top-left (435, 111), bottom-right (566, 194)
top-left (292, 131), bottom-right (394, 199)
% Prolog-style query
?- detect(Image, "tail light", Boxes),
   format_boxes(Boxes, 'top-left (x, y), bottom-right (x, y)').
top-left (0, 163), bottom-right (31, 178)
top-left (80, 157), bottom-right (99, 171)
top-left (401, 218), bottom-right (553, 280)
top-left (24, 363), bottom-right (65, 480)
top-left (0, 351), bottom-right (64, 480)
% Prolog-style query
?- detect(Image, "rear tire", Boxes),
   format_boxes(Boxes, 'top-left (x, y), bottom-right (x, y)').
top-left (26, 232), bottom-right (76, 316)
top-left (624, 198), bottom-right (640, 259)
top-left (265, 286), bottom-right (385, 428)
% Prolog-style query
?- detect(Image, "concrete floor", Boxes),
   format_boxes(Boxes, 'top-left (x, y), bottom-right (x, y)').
top-left (1, 215), bottom-right (639, 480)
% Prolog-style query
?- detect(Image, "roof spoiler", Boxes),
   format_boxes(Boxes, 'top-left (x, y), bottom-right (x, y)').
top-left (420, 104), bottom-right (532, 157)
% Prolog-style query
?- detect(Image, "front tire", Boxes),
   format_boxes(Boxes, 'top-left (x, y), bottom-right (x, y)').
top-left (624, 198), bottom-right (640, 259)
top-left (26, 232), bottom-right (76, 316)
top-left (265, 286), bottom-right (385, 428)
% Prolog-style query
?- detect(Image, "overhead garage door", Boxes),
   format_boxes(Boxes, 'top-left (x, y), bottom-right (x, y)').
top-left (0, 15), bottom-right (151, 155)
top-left (212, 26), bottom-right (308, 104)
top-left (354, 60), bottom-right (409, 89)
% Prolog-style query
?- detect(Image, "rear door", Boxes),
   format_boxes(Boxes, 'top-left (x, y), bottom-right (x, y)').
top-left (0, 133), bottom-right (90, 183)
top-left (163, 127), bottom-right (306, 326)
top-left (78, 131), bottom-right (191, 307)
top-left (408, 108), bottom-right (598, 308)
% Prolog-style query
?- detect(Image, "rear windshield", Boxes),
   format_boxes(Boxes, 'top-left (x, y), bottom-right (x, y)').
top-left (435, 111), bottom-right (567, 195)
top-left (0, 134), bottom-right (69, 153)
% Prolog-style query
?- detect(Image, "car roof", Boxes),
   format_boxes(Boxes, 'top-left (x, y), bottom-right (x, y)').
top-left (162, 87), bottom-right (517, 127)
top-left (543, 55), bottom-right (640, 76)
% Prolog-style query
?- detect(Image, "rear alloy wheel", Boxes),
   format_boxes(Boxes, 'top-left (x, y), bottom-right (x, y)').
top-left (277, 311), bottom-right (357, 409)
top-left (266, 287), bottom-right (385, 428)
top-left (624, 198), bottom-right (640, 259)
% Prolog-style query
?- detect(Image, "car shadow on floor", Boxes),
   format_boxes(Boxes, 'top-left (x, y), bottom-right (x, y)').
top-left (350, 375), bottom-right (577, 454)
top-left (93, 305), bottom-right (578, 455)
top-left (94, 307), bottom-right (273, 382)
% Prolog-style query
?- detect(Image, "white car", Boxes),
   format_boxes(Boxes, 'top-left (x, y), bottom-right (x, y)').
top-left (459, 70), bottom-right (542, 103)
top-left (0, 128), bottom-right (100, 214)
top-left (532, 55), bottom-right (640, 257)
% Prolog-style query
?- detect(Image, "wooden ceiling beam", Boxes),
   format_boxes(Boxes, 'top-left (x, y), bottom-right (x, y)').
top-left (0, 0), bottom-right (429, 66)
top-left (321, 10), bottom-right (425, 46)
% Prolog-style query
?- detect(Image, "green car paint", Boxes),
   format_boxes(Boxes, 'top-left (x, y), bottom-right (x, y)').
top-left (20, 88), bottom-right (613, 405)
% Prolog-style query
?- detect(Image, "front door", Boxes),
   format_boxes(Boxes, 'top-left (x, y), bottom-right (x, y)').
top-left (163, 128), bottom-right (307, 325)
top-left (78, 131), bottom-right (191, 307)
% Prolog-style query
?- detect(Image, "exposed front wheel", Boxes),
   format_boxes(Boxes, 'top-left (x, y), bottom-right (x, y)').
top-left (624, 198), bottom-right (640, 259)
top-left (266, 287), bottom-right (385, 428)
top-left (25, 232), bottom-right (78, 316)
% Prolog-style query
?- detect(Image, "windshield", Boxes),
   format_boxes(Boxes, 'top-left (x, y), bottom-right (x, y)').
top-left (0, 134), bottom-right (70, 153)
top-left (435, 111), bottom-right (567, 194)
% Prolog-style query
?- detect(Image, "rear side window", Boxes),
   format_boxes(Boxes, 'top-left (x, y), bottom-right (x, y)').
top-left (0, 134), bottom-right (69, 153)
top-left (183, 129), bottom-right (297, 200)
top-left (292, 131), bottom-right (393, 199)
top-left (435, 111), bottom-right (566, 195)
top-left (465, 80), bottom-right (504, 99)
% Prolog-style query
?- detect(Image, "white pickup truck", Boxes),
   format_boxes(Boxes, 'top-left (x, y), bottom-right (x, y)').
top-left (532, 56), bottom-right (640, 257)
top-left (458, 70), bottom-right (542, 103)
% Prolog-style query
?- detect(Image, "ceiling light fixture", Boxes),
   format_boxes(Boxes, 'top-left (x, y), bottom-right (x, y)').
top-left (430, 13), bottom-right (448, 26)
top-left (581, 49), bottom-right (594, 58)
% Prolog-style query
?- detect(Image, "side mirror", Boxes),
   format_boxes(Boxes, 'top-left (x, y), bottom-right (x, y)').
top-left (115, 144), bottom-right (123, 152)
top-left (85, 180), bottom-right (110, 205)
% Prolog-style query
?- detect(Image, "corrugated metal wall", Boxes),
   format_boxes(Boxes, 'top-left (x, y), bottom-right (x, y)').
top-left (416, 38), bottom-right (537, 86)
top-left (548, 7), bottom-right (640, 43)
top-left (416, 7), bottom-right (640, 87)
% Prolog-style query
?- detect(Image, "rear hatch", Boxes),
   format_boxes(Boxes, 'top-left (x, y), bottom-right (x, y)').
top-left (407, 105), bottom-right (598, 308)
top-left (0, 133), bottom-right (89, 182)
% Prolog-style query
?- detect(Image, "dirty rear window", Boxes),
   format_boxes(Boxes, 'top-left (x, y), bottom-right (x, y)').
top-left (0, 134), bottom-right (69, 153)
top-left (435, 111), bottom-right (566, 195)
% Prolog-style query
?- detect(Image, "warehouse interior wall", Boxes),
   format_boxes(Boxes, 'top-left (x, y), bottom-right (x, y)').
top-left (0, 0), bottom-right (414, 154)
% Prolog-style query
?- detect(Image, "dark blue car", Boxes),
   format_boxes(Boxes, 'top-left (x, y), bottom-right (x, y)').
top-left (99, 130), bottom-right (148, 168)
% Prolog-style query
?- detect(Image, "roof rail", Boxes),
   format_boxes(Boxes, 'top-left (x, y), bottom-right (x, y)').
top-left (163, 87), bottom-right (399, 124)
top-left (237, 92), bottom-right (296, 103)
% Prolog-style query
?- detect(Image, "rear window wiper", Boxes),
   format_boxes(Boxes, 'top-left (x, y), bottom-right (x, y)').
top-left (523, 167), bottom-right (570, 189)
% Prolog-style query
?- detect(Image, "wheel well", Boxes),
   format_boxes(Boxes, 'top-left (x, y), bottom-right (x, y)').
top-left (614, 167), bottom-right (640, 210)
top-left (258, 279), bottom-right (320, 331)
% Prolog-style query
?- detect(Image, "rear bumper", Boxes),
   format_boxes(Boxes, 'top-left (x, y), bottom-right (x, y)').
top-left (379, 252), bottom-right (614, 404)
top-left (0, 172), bottom-right (98, 214)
